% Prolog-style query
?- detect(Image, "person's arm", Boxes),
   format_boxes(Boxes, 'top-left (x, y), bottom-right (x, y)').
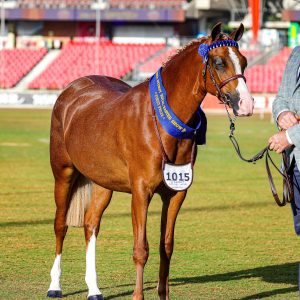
top-left (269, 47), bottom-right (300, 153)
top-left (272, 46), bottom-right (299, 121)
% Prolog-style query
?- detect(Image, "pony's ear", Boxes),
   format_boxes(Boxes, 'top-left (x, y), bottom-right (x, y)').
top-left (230, 23), bottom-right (244, 41)
top-left (211, 22), bottom-right (222, 41)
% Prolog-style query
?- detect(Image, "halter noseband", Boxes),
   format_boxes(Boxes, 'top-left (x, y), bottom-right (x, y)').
top-left (198, 40), bottom-right (246, 105)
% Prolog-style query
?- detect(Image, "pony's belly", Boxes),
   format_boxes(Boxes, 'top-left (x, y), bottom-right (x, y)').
top-left (71, 154), bottom-right (131, 193)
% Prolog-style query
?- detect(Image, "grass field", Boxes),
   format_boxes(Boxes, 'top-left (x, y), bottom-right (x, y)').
top-left (0, 109), bottom-right (299, 300)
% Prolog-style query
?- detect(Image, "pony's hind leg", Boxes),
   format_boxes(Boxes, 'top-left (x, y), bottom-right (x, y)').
top-left (84, 185), bottom-right (113, 300)
top-left (131, 184), bottom-right (151, 300)
top-left (48, 165), bottom-right (77, 298)
top-left (157, 190), bottom-right (187, 300)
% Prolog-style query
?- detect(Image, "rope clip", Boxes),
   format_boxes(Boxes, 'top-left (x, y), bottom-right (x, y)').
top-left (229, 122), bottom-right (235, 136)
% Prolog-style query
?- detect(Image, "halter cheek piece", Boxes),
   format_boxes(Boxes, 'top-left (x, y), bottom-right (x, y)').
top-left (198, 40), bottom-right (246, 105)
top-left (199, 41), bottom-right (292, 207)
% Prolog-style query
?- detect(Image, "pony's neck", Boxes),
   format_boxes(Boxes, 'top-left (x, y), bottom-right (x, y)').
top-left (161, 41), bottom-right (207, 124)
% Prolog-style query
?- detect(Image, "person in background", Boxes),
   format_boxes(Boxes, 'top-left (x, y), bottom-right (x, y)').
top-left (269, 46), bottom-right (300, 236)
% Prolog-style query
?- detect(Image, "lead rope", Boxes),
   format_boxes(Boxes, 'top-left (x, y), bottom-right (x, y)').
top-left (225, 106), bottom-right (293, 206)
top-left (203, 57), bottom-right (292, 206)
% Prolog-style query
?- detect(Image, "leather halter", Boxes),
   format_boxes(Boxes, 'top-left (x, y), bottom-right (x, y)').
top-left (200, 42), bottom-right (292, 207)
top-left (219, 74), bottom-right (246, 89)
top-left (198, 39), bottom-right (246, 106)
top-left (203, 60), bottom-right (247, 106)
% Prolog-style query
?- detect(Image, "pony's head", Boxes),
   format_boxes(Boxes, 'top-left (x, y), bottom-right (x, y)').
top-left (200, 22), bottom-right (254, 117)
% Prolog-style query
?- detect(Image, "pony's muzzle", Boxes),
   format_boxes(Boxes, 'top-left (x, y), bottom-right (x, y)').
top-left (236, 97), bottom-right (254, 117)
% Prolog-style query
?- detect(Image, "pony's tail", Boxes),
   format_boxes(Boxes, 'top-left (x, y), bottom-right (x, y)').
top-left (66, 175), bottom-right (92, 227)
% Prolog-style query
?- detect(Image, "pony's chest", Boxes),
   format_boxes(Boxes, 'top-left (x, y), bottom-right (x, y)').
top-left (167, 139), bottom-right (195, 165)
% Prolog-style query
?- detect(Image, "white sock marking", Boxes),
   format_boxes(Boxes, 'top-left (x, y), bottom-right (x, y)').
top-left (85, 232), bottom-right (102, 297)
top-left (48, 254), bottom-right (62, 291)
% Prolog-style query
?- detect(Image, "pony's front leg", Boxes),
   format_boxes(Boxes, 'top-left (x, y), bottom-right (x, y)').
top-left (48, 254), bottom-right (62, 298)
top-left (84, 185), bottom-right (113, 300)
top-left (131, 184), bottom-right (151, 300)
top-left (158, 190), bottom-right (187, 300)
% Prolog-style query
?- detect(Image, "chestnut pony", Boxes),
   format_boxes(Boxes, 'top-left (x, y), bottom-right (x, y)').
top-left (47, 23), bottom-right (253, 300)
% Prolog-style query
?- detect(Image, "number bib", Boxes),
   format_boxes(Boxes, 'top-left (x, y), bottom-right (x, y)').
top-left (163, 162), bottom-right (193, 191)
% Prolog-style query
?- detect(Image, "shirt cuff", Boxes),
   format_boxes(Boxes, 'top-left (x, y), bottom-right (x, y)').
top-left (276, 109), bottom-right (290, 123)
top-left (286, 130), bottom-right (293, 145)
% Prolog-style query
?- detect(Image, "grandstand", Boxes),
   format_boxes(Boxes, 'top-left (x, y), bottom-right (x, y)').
top-left (28, 41), bottom-right (165, 89)
top-left (245, 47), bottom-right (292, 93)
top-left (0, 0), bottom-right (295, 110)
top-left (0, 42), bottom-right (293, 95)
top-left (138, 47), bottom-right (177, 77)
top-left (0, 48), bottom-right (47, 88)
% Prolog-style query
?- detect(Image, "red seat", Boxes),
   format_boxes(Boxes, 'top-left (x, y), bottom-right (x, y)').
top-left (0, 48), bottom-right (47, 88)
top-left (29, 41), bottom-right (165, 89)
top-left (245, 47), bottom-right (292, 93)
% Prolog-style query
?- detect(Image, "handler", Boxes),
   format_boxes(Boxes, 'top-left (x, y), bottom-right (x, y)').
top-left (269, 46), bottom-right (300, 235)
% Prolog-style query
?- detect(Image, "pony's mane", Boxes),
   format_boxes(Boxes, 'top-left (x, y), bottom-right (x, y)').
top-left (162, 37), bottom-right (207, 69)
top-left (161, 33), bottom-right (231, 69)
top-left (144, 32), bottom-right (232, 82)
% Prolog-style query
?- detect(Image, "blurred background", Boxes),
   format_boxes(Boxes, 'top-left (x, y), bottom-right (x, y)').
top-left (0, 0), bottom-right (297, 111)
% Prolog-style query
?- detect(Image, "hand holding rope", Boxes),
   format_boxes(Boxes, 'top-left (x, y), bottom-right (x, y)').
top-left (226, 106), bottom-right (294, 207)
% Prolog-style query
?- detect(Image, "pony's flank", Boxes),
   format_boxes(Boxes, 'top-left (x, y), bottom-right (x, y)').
top-left (66, 176), bottom-right (92, 227)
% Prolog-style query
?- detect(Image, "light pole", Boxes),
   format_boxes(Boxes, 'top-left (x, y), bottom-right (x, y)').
top-left (0, 0), bottom-right (5, 88)
top-left (0, 0), bottom-right (5, 50)
top-left (95, 0), bottom-right (106, 75)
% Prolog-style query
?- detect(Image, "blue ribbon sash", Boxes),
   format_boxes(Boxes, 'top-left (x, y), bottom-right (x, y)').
top-left (149, 67), bottom-right (206, 144)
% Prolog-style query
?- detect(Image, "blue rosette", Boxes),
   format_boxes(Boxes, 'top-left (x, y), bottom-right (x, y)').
top-left (198, 40), bottom-right (238, 64)
top-left (198, 44), bottom-right (209, 63)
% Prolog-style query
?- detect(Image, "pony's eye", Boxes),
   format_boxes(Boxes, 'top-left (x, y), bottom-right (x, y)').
top-left (214, 57), bottom-right (224, 68)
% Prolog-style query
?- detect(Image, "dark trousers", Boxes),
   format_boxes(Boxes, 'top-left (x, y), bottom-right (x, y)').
top-left (291, 161), bottom-right (300, 235)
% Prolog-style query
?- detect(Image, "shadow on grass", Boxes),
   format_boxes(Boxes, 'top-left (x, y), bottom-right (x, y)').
top-left (63, 289), bottom-right (87, 298)
top-left (170, 262), bottom-right (299, 299)
top-left (104, 200), bottom-right (272, 219)
top-left (63, 262), bottom-right (299, 299)
top-left (0, 218), bottom-right (53, 227)
top-left (105, 285), bottom-right (155, 300)
top-left (62, 286), bottom-right (154, 299)
top-left (0, 201), bottom-right (271, 228)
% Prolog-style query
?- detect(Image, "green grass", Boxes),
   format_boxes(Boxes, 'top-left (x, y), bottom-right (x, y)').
top-left (0, 109), bottom-right (299, 299)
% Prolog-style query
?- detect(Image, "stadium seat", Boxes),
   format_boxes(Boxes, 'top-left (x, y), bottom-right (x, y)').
top-left (29, 41), bottom-right (165, 89)
top-left (139, 47), bottom-right (177, 73)
top-left (0, 48), bottom-right (47, 88)
top-left (245, 47), bottom-right (292, 93)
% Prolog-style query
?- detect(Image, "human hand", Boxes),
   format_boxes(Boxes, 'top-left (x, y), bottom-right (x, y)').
top-left (277, 111), bottom-right (298, 130)
top-left (268, 131), bottom-right (292, 153)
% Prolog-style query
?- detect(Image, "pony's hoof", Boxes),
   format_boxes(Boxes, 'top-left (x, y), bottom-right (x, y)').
top-left (88, 295), bottom-right (104, 300)
top-left (47, 290), bottom-right (62, 298)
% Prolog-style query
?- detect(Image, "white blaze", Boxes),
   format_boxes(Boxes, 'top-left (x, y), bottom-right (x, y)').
top-left (228, 47), bottom-right (253, 115)
top-left (228, 47), bottom-right (249, 95)
top-left (48, 254), bottom-right (62, 291)
top-left (85, 232), bottom-right (102, 297)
